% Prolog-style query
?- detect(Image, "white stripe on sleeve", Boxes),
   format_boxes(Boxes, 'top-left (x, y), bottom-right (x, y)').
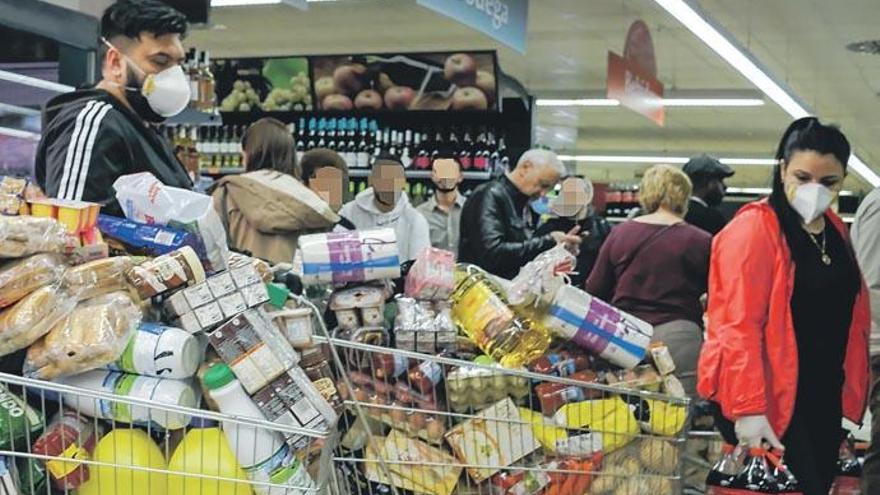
top-left (72, 103), bottom-right (112, 201)
top-left (58, 100), bottom-right (97, 199)
top-left (62, 102), bottom-right (109, 200)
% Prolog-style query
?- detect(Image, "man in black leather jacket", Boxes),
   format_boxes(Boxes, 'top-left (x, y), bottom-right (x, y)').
top-left (459, 149), bottom-right (581, 279)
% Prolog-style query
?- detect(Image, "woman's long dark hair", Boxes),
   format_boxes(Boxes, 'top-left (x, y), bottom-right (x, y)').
top-left (241, 117), bottom-right (297, 175)
top-left (769, 117), bottom-right (859, 290)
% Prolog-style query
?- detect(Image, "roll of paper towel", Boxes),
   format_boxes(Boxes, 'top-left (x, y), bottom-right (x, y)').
top-left (544, 284), bottom-right (653, 369)
top-left (298, 228), bottom-right (400, 285)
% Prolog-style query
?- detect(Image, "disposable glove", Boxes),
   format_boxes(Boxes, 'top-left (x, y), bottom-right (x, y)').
top-left (735, 414), bottom-right (784, 450)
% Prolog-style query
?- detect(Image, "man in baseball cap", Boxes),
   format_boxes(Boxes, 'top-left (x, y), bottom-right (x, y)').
top-left (682, 154), bottom-right (734, 235)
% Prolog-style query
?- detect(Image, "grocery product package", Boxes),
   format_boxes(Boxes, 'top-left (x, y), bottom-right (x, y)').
top-left (31, 409), bottom-right (104, 490)
top-left (113, 172), bottom-right (229, 272)
top-left (0, 287), bottom-right (78, 358)
top-left (553, 396), bottom-right (641, 453)
top-left (107, 322), bottom-right (203, 379)
top-left (298, 228), bottom-right (400, 285)
top-left (0, 253), bottom-right (66, 308)
top-left (0, 384), bottom-right (43, 452)
top-left (60, 256), bottom-right (134, 301)
top-left (364, 430), bottom-right (462, 495)
top-left (96, 214), bottom-right (209, 261)
top-left (124, 246), bottom-right (206, 300)
top-left (0, 216), bottom-right (72, 259)
top-left (545, 284), bottom-right (653, 369)
top-left (0, 176), bottom-right (28, 215)
top-left (404, 247), bottom-right (454, 300)
top-left (24, 291), bottom-right (143, 380)
top-left (445, 397), bottom-right (541, 482)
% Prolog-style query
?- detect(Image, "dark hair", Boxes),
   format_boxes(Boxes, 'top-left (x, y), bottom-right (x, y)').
top-left (242, 118), bottom-right (296, 175)
top-left (370, 154), bottom-right (404, 170)
top-left (299, 148), bottom-right (349, 186)
top-left (101, 0), bottom-right (187, 42)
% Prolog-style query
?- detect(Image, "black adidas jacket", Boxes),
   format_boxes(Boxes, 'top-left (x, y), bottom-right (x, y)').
top-left (35, 88), bottom-right (192, 216)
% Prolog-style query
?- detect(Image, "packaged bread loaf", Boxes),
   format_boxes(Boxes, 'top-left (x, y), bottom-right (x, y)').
top-left (0, 253), bottom-right (66, 308)
top-left (61, 256), bottom-right (134, 300)
top-left (25, 291), bottom-right (142, 380)
top-left (0, 286), bottom-right (78, 357)
top-left (0, 216), bottom-right (71, 258)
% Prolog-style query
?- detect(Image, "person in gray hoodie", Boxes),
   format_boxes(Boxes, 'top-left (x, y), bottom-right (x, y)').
top-left (852, 187), bottom-right (880, 494)
top-left (339, 156), bottom-right (430, 261)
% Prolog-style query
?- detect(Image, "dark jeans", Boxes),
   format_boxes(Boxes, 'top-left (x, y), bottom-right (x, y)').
top-left (862, 355), bottom-right (880, 493)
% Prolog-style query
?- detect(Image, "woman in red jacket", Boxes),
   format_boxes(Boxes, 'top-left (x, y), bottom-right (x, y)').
top-left (698, 117), bottom-right (870, 495)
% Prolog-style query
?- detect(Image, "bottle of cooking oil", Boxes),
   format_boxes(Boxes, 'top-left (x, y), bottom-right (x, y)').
top-left (450, 264), bottom-right (551, 368)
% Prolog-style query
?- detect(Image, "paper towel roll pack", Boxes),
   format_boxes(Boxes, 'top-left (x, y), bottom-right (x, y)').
top-left (544, 284), bottom-right (653, 369)
top-left (298, 229), bottom-right (400, 285)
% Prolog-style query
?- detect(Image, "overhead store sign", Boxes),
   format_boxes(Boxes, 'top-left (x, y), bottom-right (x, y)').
top-left (417, 0), bottom-right (529, 54)
top-left (606, 20), bottom-right (665, 126)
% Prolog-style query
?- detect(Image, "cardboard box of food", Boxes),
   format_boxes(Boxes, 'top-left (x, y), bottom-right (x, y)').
top-left (364, 430), bottom-right (461, 495)
top-left (444, 397), bottom-right (540, 482)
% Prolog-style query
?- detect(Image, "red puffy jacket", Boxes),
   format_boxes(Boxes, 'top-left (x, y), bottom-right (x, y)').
top-left (697, 200), bottom-right (870, 436)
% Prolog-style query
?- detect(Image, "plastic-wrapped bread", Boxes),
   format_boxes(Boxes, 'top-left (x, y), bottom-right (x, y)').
top-left (0, 253), bottom-right (66, 308)
top-left (0, 216), bottom-right (71, 258)
top-left (0, 286), bottom-right (77, 357)
top-left (61, 256), bottom-right (134, 300)
top-left (25, 291), bottom-right (142, 379)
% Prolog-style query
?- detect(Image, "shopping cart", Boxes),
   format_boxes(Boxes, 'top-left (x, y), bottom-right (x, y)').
top-left (318, 334), bottom-right (692, 495)
top-left (0, 371), bottom-right (336, 495)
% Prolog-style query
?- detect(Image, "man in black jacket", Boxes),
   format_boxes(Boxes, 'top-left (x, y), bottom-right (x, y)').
top-left (35, 0), bottom-right (192, 216)
top-left (459, 149), bottom-right (581, 279)
top-left (682, 154), bottom-right (734, 235)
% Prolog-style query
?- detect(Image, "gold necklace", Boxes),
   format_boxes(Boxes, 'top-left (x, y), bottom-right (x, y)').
top-left (806, 230), bottom-right (831, 265)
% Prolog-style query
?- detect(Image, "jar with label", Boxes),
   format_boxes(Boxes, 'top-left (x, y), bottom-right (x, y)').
top-left (407, 360), bottom-right (444, 394)
top-left (530, 353), bottom-right (590, 378)
top-left (535, 370), bottom-right (600, 416)
top-left (124, 246), bottom-right (206, 299)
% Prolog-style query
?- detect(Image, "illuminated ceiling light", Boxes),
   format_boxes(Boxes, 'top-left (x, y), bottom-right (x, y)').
top-left (557, 155), bottom-right (776, 166)
top-left (652, 0), bottom-right (880, 186)
top-left (536, 98), bottom-right (764, 107)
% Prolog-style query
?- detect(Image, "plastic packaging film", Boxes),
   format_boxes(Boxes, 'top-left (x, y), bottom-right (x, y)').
top-left (0, 215), bottom-right (72, 259)
top-left (0, 253), bottom-right (66, 308)
top-left (24, 291), bottom-right (144, 379)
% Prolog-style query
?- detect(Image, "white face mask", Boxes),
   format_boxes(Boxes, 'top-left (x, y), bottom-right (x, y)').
top-left (103, 39), bottom-right (190, 120)
top-left (788, 182), bottom-right (834, 223)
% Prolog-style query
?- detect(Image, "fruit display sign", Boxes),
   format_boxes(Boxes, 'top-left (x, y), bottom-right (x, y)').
top-left (213, 56), bottom-right (313, 113)
top-left (310, 51), bottom-right (499, 112)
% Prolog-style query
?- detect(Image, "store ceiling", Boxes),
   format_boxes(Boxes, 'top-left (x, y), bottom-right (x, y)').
top-left (181, 0), bottom-right (879, 192)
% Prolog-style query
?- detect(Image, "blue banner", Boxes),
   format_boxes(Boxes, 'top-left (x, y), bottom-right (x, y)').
top-left (417, 0), bottom-right (528, 54)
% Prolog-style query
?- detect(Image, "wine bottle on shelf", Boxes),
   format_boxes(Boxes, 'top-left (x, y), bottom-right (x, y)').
top-left (430, 130), bottom-right (444, 162)
top-left (495, 135), bottom-right (510, 176)
top-left (317, 118), bottom-right (327, 149)
top-left (230, 126), bottom-right (242, 169)
top-left (413, 131), bottom-right (429, 170)
top-left (196, 127), bottom-right (209, 170)
top-left (198, 50), bottom-right (215, 112)
top-left (356, 119), bottom-right (371, 169)
top-left (388, 130), bottom-right (399, 160)
top-left (327, 118), bottom-right (338, 151)
top-left (372, 127), bottom-right (383, 163)
top-left (344, 119), bottom-right (357, 169)
top-left (306, 118), bottom-right (317, 152)
top-left (459, 128), bottom-right (473, 170)
top-left (448, 128), bottom-right (460, 158)
top-left (472, 129), bottom-right (488, 171)
top-left (187, 49), bottom-right (199, 110)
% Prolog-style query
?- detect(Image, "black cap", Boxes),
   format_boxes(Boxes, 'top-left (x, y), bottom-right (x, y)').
top-left (682, 154), bottom-right (734, 178)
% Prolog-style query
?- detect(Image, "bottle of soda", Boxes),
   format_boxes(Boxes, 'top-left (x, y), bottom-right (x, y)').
top-left (767, 449), bottom-right (803, 494)
top-left (830, 437), bottom-right (862, 495)
top-left (736, 448), bottom-right (777, 493)
top-left (706, 443), bottom-right (740, 492)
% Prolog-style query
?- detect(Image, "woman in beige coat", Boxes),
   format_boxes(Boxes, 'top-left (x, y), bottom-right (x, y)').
top-left (212, 118), bottom-right (339, 264)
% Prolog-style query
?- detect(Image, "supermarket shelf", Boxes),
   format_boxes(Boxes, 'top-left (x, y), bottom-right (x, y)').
top-left (202, 167), bottom-right (245, 176)
top-left (348, 169), bottom-right (492, 180)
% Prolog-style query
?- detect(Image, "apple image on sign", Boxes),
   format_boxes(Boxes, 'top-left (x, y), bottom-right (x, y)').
top-left (322, 94), bottom-right (354, 111)
top-left (333, 63), bottom-right (367, 95)
top-left (444, 53), bottom-right (477, 87)
top-left (314, 76), bottom-right (336, 102)
top-left (384, 86), bottom-right (416, 111)
top-left (354, 89), bottom-right (383, 110)
top-left (475, 70), bottom-right (496, 106)
top-left (451, 87), bottom-right (488, 110)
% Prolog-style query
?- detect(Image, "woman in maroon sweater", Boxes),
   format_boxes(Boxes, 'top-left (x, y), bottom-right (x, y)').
top-left (586, 164), bottom-right (711, 394)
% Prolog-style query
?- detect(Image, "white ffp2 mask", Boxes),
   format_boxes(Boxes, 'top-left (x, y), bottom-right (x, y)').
top-left (789, 182), bottom-right (834, 223)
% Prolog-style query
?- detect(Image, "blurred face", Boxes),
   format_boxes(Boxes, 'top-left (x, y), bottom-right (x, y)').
top-left (370, 163), bottom-right (406, 207)
top-left (704, 177), bottom-right (727, 207)
top-left (551, 177), bottom-right (591, 218)
top-left (310, 166), bottom-right (344, 211)
top-left (780, 150), bottom-right (845, 199)
top-left (431, 159), bottom-right (462, 192)
top-left (516, 161), bottom-right (562, 199)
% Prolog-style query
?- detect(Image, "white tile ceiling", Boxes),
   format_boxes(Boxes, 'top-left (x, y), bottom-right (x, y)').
top-left (188, 0), bottom-right (880, 192)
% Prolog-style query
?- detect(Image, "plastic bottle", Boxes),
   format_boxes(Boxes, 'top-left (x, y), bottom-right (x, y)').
top-left (450, 264), bottom-right (550, 367)
top-left (59, 370), bottom-right (196, 430)
top-left (733, 448), bottom-right (777, 493)
top-left (202, 363), bottom-right (294, 495)
top-left (830, 439), bottom-right (861, 495)
top-left (109, 323), bottom-right (202, 379)
top-left (705, 443), bottom-right (740, 492)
